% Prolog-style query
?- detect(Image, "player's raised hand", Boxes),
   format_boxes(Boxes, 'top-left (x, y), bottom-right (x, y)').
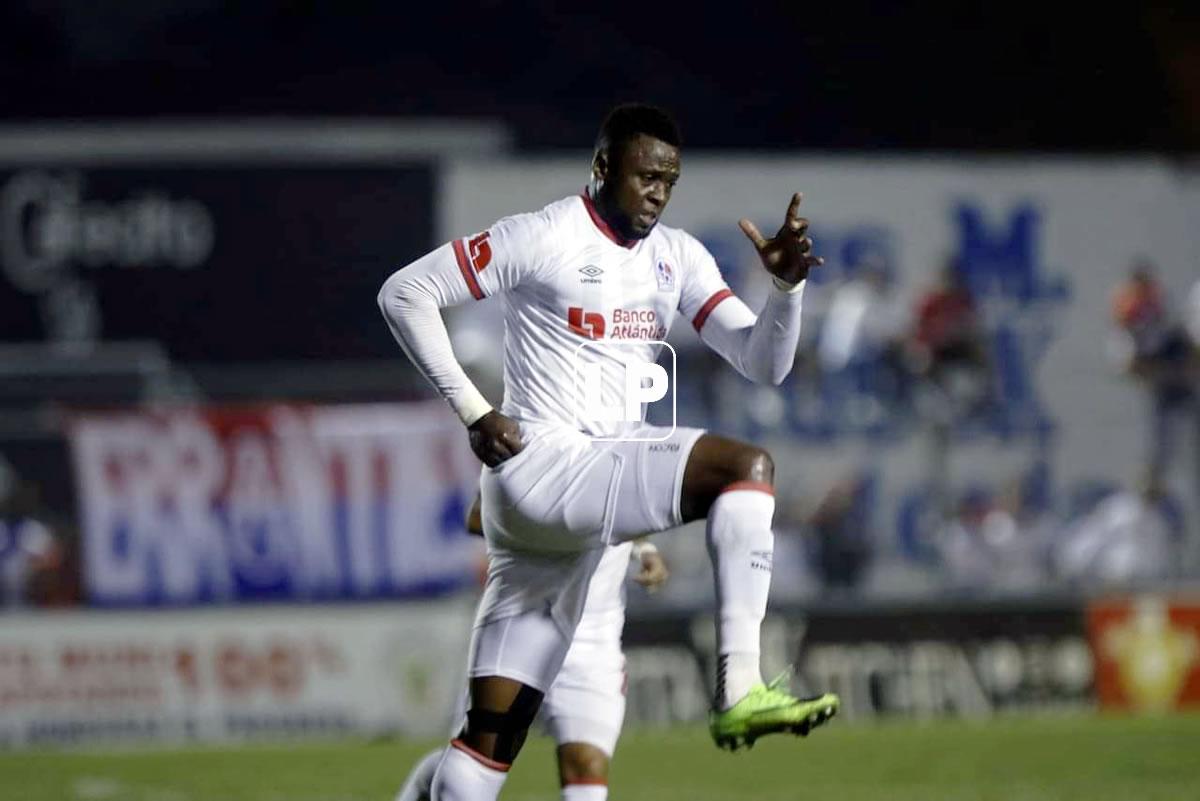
top-left (738, 192), bottom-right (824, 286)
top-left (634, 548), bottom-right (670, 593)
top-left (468, 410), bottom-right (525, 467)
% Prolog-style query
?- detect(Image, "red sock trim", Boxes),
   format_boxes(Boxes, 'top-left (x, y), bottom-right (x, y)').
top-left (721, 480), bottom-right (774, 496)
top-left (563, 777), bottom-right (609, 787)
top-left (450, 739), bottom-right (511, 773)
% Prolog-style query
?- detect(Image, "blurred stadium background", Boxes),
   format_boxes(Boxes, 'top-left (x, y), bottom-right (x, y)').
top-left (1, 3), bottom-right (1199, 800)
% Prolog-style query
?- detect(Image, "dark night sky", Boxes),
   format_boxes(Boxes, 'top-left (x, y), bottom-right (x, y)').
top-left (0, 2), bottom-right (1196, 152)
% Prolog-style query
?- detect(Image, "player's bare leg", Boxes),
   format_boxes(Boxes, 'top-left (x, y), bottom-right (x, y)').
top-left (557, 743), bottom-right (610, 801)
top-left (430, 676), bottom-right (542, 800)
top-left (680, 433), bottom-right (775, 520)
top-left (680, 434), bottom-right (838, 749)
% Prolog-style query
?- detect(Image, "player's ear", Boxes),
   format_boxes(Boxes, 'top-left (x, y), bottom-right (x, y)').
top-left (592, 148), bottom-right (609, 183)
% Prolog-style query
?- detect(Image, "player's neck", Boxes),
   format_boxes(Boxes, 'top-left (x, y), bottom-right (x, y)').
top-left (583, 187), bottom-right (637, 249)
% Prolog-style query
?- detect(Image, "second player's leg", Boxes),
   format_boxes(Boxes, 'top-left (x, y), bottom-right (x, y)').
top-left (557, 743), bottom-right (610, 800)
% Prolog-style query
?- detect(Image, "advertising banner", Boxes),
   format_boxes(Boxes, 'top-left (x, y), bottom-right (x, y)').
top-left (0, 165), bottom-right (433, 360)
top-left (1088, 595), bottom-right (1200, 712)
top-left (622, 601), bottom-right (1094, 724)
top-left (70, 403), bottom-right (483, 606)
top-left (0, 600), bottom-right (474, 748)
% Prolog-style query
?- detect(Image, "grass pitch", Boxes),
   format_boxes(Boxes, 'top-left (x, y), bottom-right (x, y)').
top-left (2, 714), bottom-right (1197, 801)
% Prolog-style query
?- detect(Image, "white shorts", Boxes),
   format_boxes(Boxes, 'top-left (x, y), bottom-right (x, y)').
top-left (470, 421), bottom-right (703, 692)
top-left (541, 624), bottom-right (626, 756)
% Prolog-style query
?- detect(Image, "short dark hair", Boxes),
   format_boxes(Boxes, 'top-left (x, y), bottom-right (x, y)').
top-left (594, 103), bottom-right (681, 166)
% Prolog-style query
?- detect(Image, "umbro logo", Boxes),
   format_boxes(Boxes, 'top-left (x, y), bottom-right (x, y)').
top-left (579, 264), bottom-right (604, 285)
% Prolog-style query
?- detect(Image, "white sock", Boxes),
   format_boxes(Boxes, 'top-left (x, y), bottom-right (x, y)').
top-left (563, 783), bottom-right (608, 801)
top-left (706, 485), bottom-right (775, 709)
top-left (396, 748), bottom-right (443, 801)
top-left (430, 740), bottom-right (508, 801)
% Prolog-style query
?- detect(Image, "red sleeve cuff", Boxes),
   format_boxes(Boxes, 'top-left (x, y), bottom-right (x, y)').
top-left (692, 288), bottom-right (734, 332)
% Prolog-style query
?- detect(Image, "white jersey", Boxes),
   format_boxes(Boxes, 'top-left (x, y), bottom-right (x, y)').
top-left (379, 191), bottom-right (806, 437)
top-left (451, 193), bottom-right (733, 437)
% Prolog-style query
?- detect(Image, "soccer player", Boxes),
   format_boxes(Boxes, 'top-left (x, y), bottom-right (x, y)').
top-left (397, 498), bottom-right (669, 801)
top-left (378, 103), bottom-right (838, 800)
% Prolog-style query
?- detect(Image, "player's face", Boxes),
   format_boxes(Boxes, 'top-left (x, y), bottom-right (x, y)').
top-left (605, 134), bottom-right (681, 239)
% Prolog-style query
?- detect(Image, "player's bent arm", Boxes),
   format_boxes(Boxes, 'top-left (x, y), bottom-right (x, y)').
top-left (698, 279), bottom-right (806, 386)
top-left (377, 243), bottom-right (494, 426)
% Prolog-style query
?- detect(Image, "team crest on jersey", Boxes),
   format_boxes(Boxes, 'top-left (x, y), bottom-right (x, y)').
top-left (655, 260), bottom-right (675, 292)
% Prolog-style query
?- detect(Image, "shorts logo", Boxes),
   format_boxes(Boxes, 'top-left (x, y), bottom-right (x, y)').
top-left (655, 260), bottom-right (675, 292)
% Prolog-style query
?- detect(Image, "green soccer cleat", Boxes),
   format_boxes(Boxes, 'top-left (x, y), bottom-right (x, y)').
top-left (708, 675), bottom-right (839, 752)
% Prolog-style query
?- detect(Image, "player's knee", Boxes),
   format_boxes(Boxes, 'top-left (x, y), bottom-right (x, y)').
top-left (731, 445), bottom-right (774, 486)
top-left (558, 743), bottom-right (610, 785)
top-left (461, 684), bottom-right (543, 764)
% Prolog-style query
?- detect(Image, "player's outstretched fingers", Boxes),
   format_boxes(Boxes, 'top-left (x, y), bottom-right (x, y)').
top-left (738, 218), bottom-right (767, 250)
top-left (785, 192), bottom-right (804, 222)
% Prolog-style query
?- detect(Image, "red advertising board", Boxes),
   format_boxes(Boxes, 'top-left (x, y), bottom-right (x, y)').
top-left (1087, 596), bottom-right (1200, 711)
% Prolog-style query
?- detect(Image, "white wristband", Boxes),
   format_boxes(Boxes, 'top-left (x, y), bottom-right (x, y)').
top-left (454, 385), bottom-right (494, 428)
top-left (630, 540), bottom-right (658, 561)
top-left (771, 276), bottom-right (807, 296)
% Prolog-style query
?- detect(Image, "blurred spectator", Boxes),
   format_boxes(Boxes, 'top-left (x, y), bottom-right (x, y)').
top-left (934, 488), bottom-right (996, 591)
top-left (0, 455), bottom-right (70, 607)
top-left (1054, 471), bottom-right (1178, 587)
top-left (803, 472), bottom-right (875, 592)
top-left (934, 482), bottom-right (1048, 594)
top-left (1108, 261), bottom-right (1199, 478)
top-left (818, 260), bottom-right (910, 422)
top-left (1186, 277), bottom-right (1200, 349)
top-left (991, 470), bottom-right (1059, 591)
top-left (909, 257), bottom-right (991, 423)
top-left (909, 258), bottom-right (993, 510)
top-left (1111, 260), bottom-right (1171, 359)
